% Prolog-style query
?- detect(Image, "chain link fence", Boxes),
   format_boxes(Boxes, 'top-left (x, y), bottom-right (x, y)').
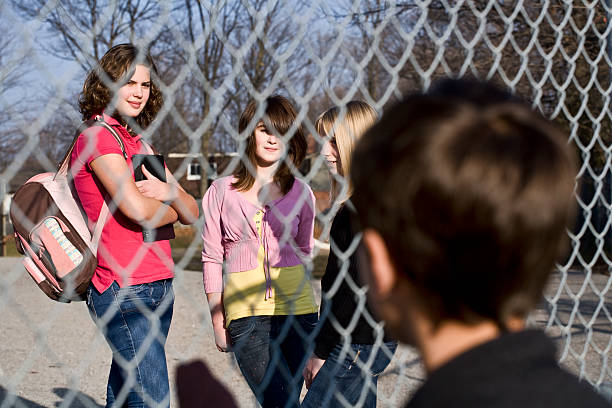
top-left (1, 0), bottom-right (611, 406)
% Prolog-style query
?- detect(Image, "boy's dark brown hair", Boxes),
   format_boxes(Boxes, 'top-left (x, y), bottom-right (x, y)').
top-left (79, 43), bottom-right (163, 130)
top-left (232, 95), bottom-right (307, 195)
top-left (351, 80), bottom-right (577, 329)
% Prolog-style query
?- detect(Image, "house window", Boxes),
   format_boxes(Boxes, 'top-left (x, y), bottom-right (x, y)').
top-left (187, 162), bottom-right (201, 180)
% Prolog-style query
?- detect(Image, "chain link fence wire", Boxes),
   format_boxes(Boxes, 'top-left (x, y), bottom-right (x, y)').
top-left (1, 0), bottom-right (612, 406)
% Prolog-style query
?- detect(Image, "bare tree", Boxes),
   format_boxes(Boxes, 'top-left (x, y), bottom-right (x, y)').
top-left (327, 0), bottom-right (612, 266)
top-left (12, 0), bottom-right (165, 71)
top-left (152, 0), bottom-right (315, 194)
top-left (7, 0), bottom-right (170, 166)
top-left (0, 21), bottom-right (30, 171)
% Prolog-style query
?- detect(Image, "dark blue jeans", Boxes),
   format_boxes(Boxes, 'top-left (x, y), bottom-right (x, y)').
top-left (227, 313), bottom-right (318, 408)
top-left (86, 280), bottom-right (174, 408)
top-left (301, 341), bottom-right (398, 408)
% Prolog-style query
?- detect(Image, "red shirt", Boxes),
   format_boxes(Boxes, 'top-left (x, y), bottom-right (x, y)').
top-left (70, 113), bottom-right (174, 292)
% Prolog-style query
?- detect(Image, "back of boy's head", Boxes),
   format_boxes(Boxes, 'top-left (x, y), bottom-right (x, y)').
top-left (351, 79), bottom-right (577, 329)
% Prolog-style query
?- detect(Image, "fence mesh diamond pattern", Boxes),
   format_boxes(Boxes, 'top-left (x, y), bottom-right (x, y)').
top-left (0, 0), bottom-right (611, 407)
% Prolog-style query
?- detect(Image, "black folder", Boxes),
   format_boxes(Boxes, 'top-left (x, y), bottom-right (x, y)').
top-left (132, 154), bottom-right (175, 242)
top-left (133, 154), bottom-right (166, 182)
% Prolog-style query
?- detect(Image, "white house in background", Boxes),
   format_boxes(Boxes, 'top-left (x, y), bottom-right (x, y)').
top-left (166, 152), bottom-right (240, 199)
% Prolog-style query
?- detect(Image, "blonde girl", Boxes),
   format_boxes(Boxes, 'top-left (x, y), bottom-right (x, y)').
top-left (302, 101), bottom-right (397, 408)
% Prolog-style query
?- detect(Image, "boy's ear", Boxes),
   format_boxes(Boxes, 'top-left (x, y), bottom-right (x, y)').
top-left (362, 228), bottom-right (420, 346)
top-left (362, 229), bottom-right (397, 298)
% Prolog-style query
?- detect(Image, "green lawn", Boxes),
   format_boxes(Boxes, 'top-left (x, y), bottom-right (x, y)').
top-left (1, 236), bottom-right (20, 257)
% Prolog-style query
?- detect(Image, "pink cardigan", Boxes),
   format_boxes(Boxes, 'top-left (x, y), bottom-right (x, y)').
top-left (201, 176), bottom-right (316, 293)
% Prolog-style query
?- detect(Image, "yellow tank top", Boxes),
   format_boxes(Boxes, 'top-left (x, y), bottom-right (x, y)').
top-left (223, 211), bottom-right (318, 326)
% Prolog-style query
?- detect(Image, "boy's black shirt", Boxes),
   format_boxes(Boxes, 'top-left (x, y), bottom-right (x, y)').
top-left (314, 203), bottom-right (392, 360)
top-left (405, 329), bottom-right (611, 408)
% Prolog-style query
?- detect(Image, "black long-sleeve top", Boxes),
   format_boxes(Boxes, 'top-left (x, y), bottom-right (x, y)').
top-left (314, 203), bottom-right (392, 360)
top-left (405, 330), bottom-right (611, 408)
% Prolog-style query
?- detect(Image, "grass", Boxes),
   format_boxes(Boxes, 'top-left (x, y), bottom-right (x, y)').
top-left (1, 236), bottom-right (20, 257)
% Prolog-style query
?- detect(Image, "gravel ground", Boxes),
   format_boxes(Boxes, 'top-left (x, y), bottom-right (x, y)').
top-left (0, 256), bottom-right (610, 407)
top-left (0, 257), bottom-right (422, 408)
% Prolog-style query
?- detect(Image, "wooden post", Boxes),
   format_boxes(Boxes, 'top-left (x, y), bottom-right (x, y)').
top-left (1, 180), bottom-right (7, 256)
top-left (0, 213), bottom-right (5, 257)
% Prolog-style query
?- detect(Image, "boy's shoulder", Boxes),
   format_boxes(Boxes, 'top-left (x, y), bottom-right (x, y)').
top-left (406, 330), bottom-right (611, 408)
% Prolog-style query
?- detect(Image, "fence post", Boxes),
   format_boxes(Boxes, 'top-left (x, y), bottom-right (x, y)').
top-left (607, 0), bottom-right (612, 259)
top-left (0, 179), bottom-right (6, 257)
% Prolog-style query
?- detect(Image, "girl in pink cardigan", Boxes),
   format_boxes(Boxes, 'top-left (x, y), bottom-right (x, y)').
top-left (201, 95), bottom-right (318, 407)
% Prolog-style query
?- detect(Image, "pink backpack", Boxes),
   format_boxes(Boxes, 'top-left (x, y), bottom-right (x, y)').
top-left (10, 116), bottom-right (127, 302)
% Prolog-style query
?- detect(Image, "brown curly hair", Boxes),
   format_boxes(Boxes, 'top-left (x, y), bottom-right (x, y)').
top-left (79, 43), bottom-right (163, 130)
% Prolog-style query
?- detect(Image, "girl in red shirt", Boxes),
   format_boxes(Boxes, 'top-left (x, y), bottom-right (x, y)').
top-left (71, 43), bottom-right (198, 407)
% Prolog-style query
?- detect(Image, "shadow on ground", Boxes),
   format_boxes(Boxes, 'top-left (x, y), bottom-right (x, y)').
top-left (1, 387), bottom-right (46, 408)
top-left (0, 387), bottom-right (104, 408)
top-left (52, 388), bottom-right (103, 408)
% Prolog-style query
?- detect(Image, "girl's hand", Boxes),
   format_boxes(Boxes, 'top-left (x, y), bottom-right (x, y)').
top-left (135, 166), bottom-right (177, 202)
top-left (303, 353), bottom-right (326, 389)
top-left (207, 292), bottom-right (230, 352)
top-left (212, 323), bottom-right (231, 352)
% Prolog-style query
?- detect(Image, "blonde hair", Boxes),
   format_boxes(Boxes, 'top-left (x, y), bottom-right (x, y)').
top-left (316, 100), bottom-right (377, 202)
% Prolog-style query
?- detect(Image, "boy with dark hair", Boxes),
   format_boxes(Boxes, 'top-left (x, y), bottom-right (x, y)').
top-left (350, 79), bottom-right (611, 407)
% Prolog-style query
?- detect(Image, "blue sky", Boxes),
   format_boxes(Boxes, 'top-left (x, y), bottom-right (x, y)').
top-left (1, 3), bottom-right (81, 121)
top-left (0, 1), bottom-right (336, 120)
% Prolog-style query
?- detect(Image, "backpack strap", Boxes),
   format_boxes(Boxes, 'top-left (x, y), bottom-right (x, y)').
top-left (56, 116), bottom-right (129, 250)
top-left (91, 203), bottom-right (109, 251)
top-left (56, 116), bottom-right (128, 177)
top-left (92, 119), bottom-right (129, 160)
top-left (139, 138), bottom-right (156, 155)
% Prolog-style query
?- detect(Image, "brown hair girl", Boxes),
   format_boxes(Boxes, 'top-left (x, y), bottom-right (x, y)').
top-left (78, 43), bottom-right (163, 130)
top-left (232, 95), bottom-right (307, 195)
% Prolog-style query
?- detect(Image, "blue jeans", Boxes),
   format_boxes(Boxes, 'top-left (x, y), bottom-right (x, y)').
top-left (86, 280), bottom-right (174, 408)
top-left (227, 314), bottom-right (318, 408)
top-left (301, 341), bottom-right (398, 408)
